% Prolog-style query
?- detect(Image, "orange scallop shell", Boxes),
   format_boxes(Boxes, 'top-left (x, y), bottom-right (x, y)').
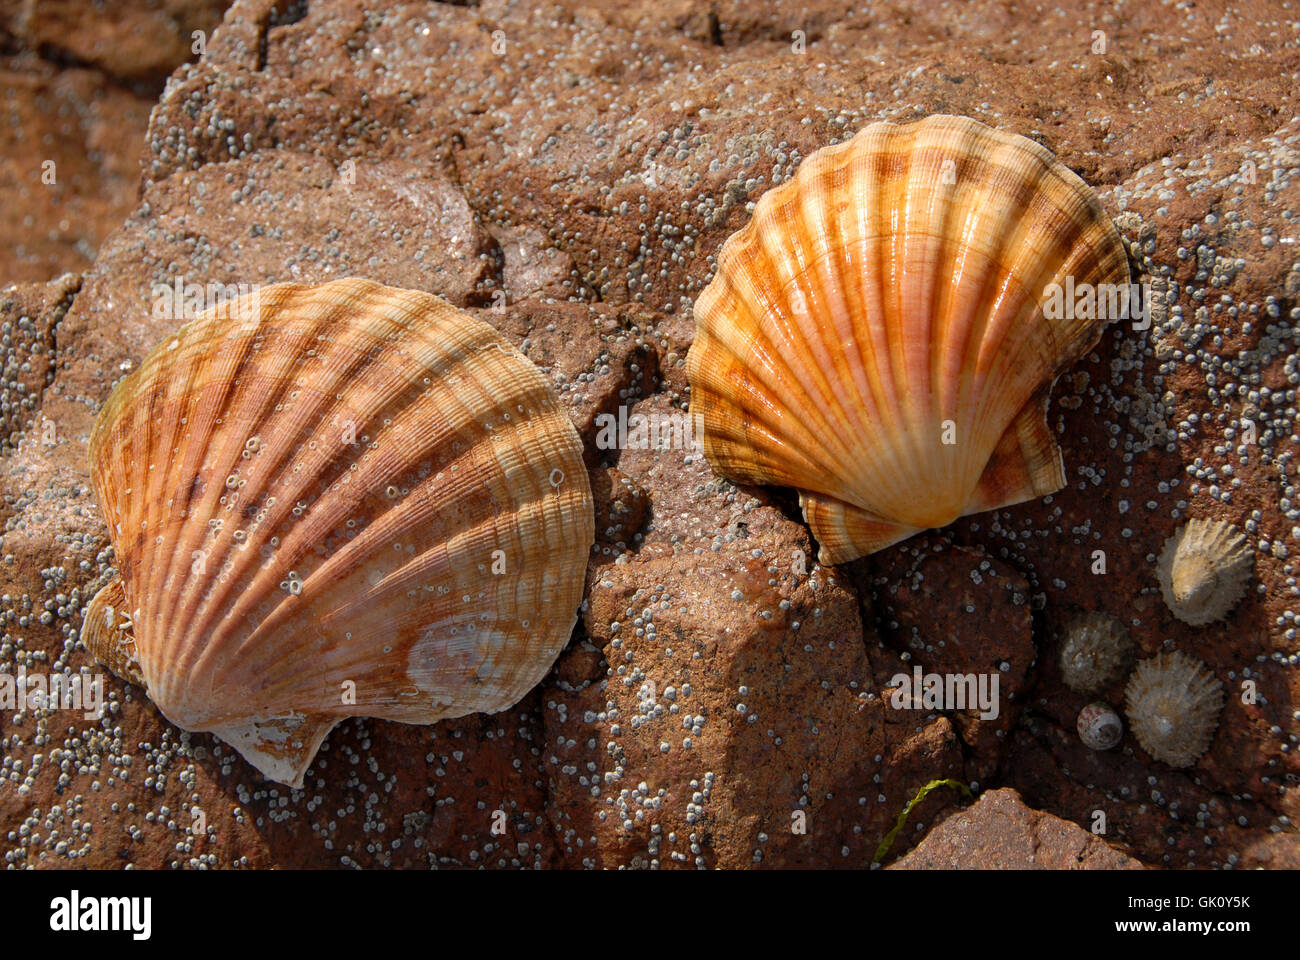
top-left (687, 115), bottom-right (1131, 563)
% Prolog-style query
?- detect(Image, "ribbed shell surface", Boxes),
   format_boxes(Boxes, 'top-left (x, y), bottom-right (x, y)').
top-left (84, 279), bottom-right (594, 785)
top-left (687, 114), bottom-right (1131, 563)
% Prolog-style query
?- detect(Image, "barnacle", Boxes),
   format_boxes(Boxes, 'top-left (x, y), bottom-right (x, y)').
top-left (1058, 611), bottom-right (1134, 694)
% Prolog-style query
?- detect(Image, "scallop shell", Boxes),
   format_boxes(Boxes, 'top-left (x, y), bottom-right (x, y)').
top-left (686, 114), bottom-right (1131, 563)
top-left (1124, 651), bottom-right (1224, 768)
top-left (81, 279), bottom-right (594, 787)
top-left (1077, 701), bottom-right (1123, 751)
top-left (1156, 518), bottom-right (1253, 625)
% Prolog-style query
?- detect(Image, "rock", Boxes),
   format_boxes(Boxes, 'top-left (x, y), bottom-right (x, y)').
top-left (1237, 834), bottom-right (1300, 869)
top-left (58, 152), bottom-right (499, 371)
top-left (488, 224), bottom-right (579, 303)
top-left (889, 787), bottom-right (1144, 870)
top-left (551, 392), bottom-right (965, 867)
top-left (0, 275), bottom-right (78, 449)
top-left (589, 466), bottom-right (649, 560)
top-left (2, 1), bottom-right (229, 87)
top-left (864, 538), bottom-right (1036, 781)
top-left (0, 55), bottom-right (155, 282)
top-left (0, 4), bottom-right (231, 283)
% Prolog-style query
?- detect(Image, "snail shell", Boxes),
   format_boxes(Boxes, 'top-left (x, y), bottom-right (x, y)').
top-left (686, 114), bottom-right (1130, 563)
top-left (1156, 518), bottom-right (1253, 626)
top-left (82, 279), bottom-right (594, 787)
top-left (1076, 701), bottom-right (1123, 751)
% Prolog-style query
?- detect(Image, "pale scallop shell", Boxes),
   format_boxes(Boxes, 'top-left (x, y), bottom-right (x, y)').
top-left (1156, 518), bottom-right (1253, 625)
top-left (82, 279), bottom-right (594, 787)
top-left (686, 114), bottom-right (1131, 563)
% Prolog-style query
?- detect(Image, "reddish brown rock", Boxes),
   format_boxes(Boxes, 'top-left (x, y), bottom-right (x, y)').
top-left (0, 55), bottom-right (154, 283)
top-left (864, 538), bottom-right (1036, 781)
top-left (889, 787), bottom-right (1144, 870)
top-left (1237, 833), bottom-right (1300, 869)
top-left (0, 275), bottom-right (78, 449)
top-left (58, 152), bottom-right (501, 369)
top-left (589, 466), bottom-right (649, 560)
top-left (2, 0), bottom-right (229, 87)
top-left (0, 4), bottom-right (231, 283)
top-left (548, 392), bottom-right (966, 867)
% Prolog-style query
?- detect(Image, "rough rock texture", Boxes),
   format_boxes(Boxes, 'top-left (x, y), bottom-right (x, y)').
top-left (1, 0), bottom-right (230, 87)
top-left (1, 0), bottom-right (1298, 868)
top-left (0, 2), bottom-right (231, 282)
top-left (864, 539), bottom-right (1036, 783)
top-left (889, 787), bottom-right (1144, 869)
top-left (0, 275), bottom-right (77, 448)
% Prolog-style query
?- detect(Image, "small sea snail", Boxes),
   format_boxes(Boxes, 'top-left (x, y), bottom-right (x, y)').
top-left (1077, 701), bottom-right (1123, 751)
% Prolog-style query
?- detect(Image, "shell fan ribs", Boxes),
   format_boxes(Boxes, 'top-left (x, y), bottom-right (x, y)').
top-left (687, 114), bottom-right (1131, 563)
top-left (83, 278), bottom-right (594, 787)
